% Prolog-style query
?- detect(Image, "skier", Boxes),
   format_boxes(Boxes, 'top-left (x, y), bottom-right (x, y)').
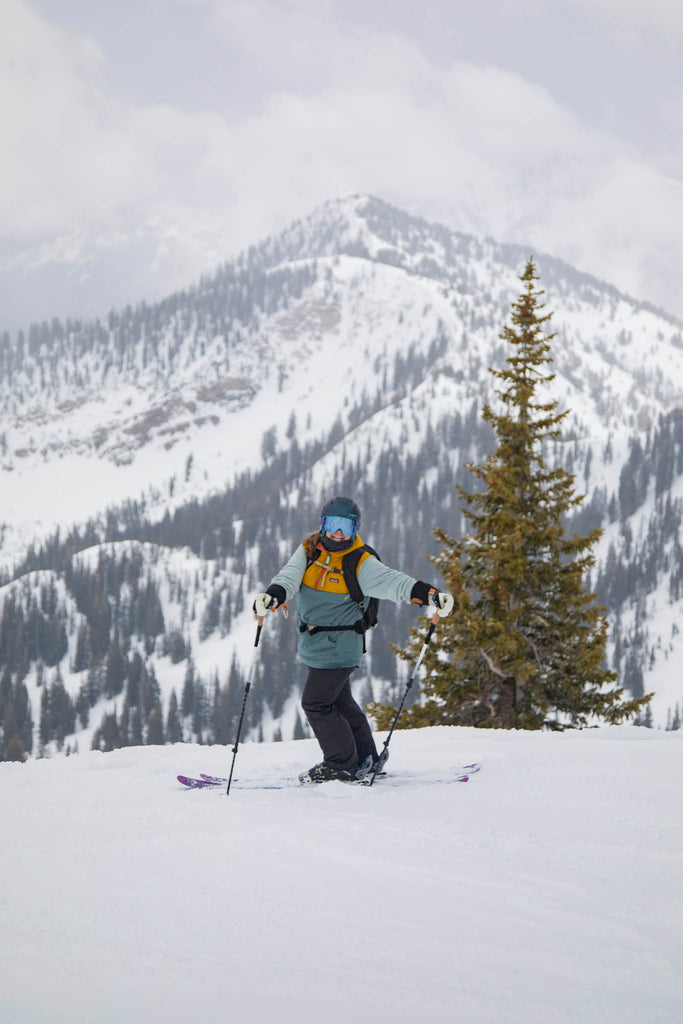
top-left (253, 496), bottom-right (454, 783)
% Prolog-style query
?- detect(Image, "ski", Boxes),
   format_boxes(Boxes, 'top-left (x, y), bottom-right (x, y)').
top-left (359, 762), bottom-right (480, 786)
top-left (177, 774), bottom-right (288, 790)
top-left (204, 764), bottom-right (481, 784)
top-left (177, 775), bottom-right (220, 789)
top-left (177, 763), bottom-right (481, 790)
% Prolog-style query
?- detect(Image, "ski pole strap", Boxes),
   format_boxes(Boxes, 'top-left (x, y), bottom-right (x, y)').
top-left (426, 608), bottom-right (439, 631)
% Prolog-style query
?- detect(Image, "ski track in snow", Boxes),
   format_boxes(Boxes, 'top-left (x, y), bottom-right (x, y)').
top-left (1, 725), bottom-right (681, 1024)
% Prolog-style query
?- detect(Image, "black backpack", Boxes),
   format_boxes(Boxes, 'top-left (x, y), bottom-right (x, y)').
top-left (342, 544), bottom-right (380, 634)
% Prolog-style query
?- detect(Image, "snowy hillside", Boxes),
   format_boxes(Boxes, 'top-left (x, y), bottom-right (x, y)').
top-left (2, 195), bottom-right (682, 566)
top-left (1, 726), bottom-right (681, 1024)
top-left (2, 194), bottom-right (683, 757)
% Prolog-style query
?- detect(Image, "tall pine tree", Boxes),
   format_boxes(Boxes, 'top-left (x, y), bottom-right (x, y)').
top-left (372, 259), bottom-right (651, 730)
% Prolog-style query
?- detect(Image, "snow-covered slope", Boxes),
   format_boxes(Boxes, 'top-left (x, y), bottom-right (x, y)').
top-left (2, 195), bottom-right (682, 568)
top-left (1, 726), bottom-right (681, 1024)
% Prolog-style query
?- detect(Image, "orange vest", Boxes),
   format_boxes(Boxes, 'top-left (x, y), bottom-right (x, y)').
top-left (302, 534), bottom-right (373, 595)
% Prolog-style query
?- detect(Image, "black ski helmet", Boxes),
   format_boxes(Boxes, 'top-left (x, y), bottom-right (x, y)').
top-left (319, 495), bottom-right (361, 551)
top-left (320, 496), bottom-right (361, 524)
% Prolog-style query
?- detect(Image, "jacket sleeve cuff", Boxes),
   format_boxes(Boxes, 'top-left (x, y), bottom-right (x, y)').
top-left (410, 580), bottom-right (434, 606)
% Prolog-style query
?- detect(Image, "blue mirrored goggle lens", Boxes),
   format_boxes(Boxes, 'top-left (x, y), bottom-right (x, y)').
top-left (321, 515), bottom-right (357, 536)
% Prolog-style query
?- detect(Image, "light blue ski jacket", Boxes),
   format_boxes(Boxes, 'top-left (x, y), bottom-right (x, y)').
top-left (268, 535), bottom-right (418, 669)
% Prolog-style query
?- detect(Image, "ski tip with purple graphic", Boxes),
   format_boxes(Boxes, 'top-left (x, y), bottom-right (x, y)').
top-left (177, 774), bottom-right (218, 789)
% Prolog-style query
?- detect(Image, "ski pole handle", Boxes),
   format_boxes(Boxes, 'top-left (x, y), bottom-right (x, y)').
top-left (422, 609), bottom-right (439, 644)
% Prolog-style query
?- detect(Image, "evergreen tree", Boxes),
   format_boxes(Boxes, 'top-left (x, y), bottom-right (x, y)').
top-left (166, 690), bottom-right (183, 743)
top-left (72, 622), bottom-right (91, 673)
top-left (181, 660), bottom-right (196, 717)
top-left (130, 706), bottom-right (143, 745)
top-left (3, 734), bottom-right (26, 762)
top-left (146, 704), bottom-right (165, 745)
top-left (104, 634), bottom-right (127, 698)
top-left (13, 678), bottom-right (33, 755)
top-left (372, 259), bottom-right (652, 730)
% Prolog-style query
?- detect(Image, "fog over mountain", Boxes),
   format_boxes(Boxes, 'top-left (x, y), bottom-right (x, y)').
top-left (4, 0), bottom-right (683, 330)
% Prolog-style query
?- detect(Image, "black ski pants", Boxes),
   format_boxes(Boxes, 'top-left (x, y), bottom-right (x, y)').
top-left (301, 666), bottom-right (378, 770)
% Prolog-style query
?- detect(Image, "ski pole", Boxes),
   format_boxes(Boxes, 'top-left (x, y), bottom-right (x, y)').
top-left (368, 609), bottom-right (440, 787)
top-left (225, 616), bottom-right (264, 795)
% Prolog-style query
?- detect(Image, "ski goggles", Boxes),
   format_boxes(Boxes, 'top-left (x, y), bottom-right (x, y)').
top-left (320, 514), bottom-right (358, 537)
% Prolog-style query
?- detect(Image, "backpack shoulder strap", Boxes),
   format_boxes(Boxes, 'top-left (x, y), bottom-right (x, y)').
top-left (342, 545), bottom-right (380, 607)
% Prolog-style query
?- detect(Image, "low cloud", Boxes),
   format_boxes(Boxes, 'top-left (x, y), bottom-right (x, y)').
top-left (555, 0), bottom-right (683, 47)
top-left (2, 0), bottom-right (682, 321)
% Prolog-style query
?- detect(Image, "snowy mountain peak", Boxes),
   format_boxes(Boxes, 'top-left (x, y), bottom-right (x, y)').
top-left (3, 196), bottom-right (683, 750)
top-left (2, 195), bottom-right (683, 561)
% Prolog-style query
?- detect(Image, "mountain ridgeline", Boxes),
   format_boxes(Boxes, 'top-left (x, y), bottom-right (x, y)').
top-left (1, 195), bottom-right (683, 759)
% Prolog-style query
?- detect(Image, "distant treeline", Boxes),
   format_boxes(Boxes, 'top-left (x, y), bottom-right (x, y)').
top-left (2, 397), bottom-right (683, 759)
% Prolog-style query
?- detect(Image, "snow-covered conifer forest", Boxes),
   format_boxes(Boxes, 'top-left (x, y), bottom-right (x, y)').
top-left (2, 194), bottom-right (683, 759)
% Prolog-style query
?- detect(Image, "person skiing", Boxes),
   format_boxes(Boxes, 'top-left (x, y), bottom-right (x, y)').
top-left (253, 496), bottom-right (454, 783)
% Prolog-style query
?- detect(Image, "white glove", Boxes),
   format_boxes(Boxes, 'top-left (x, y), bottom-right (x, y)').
top-left (253, 592), bottom-right (276, 617)
top-left (431, 590), bottom-right (454, 618)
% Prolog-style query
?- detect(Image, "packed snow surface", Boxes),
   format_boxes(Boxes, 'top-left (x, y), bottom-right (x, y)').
top-left (1, 725), bottom-right (681, 1024)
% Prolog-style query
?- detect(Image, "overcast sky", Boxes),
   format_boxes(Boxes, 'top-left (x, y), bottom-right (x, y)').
top-left (2, 0), bottom-right (683, 329)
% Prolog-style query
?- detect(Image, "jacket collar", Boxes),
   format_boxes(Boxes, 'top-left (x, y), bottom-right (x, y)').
top-left (316, 533), bottom-right (365, 565)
